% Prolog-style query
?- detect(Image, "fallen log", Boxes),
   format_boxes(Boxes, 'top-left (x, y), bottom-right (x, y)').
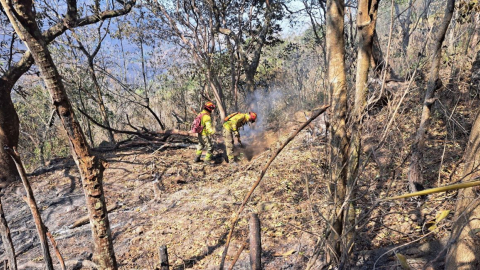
top-left (69, 203), bottom-right (120, 229)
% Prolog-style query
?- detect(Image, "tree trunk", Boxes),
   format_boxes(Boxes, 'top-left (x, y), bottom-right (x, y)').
top-left (0, 86), bottom-right (19, 186)
top-left (0, 0), bottom-right (134, 186)
top-left (87, 60), bottom-right (115, 143)
top-left (326, 0), bottom-right (349, 264)
top-left (245, 70), bottom-right (256, 110)
top-left (446, 49), bottom-right (480, 269)
top-left (207, 67), bottom-right (227, 120)
top-left (470, 49), bottom-right (480, 95)
top-left (2, 0), bottom-right (117, 268)
top-left (371, 31), bottom-right (399, 81)
top-left (395, 0), bottom-right (413, 53)
top-left (6, 147), bottom-right (54, 270)
top-left (408, 0), bottom-right (455, 192)
top-left (446, 109), bottom-right (480, 270)
top-left (226, 40), bottom-right (239, 111)
top-left (345, 0), bottom-right (380, 260)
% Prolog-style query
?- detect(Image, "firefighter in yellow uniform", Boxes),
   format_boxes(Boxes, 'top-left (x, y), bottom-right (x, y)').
top-left (194, 102), bottom-right (216, 165)
top-left (223, 111), bottom-right (257, 164)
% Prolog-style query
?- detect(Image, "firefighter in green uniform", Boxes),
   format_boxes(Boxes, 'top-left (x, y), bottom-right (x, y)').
top-left (223, 111), bottom-right (257, 164)
top-left (193, 101), bottom-right (216, 165)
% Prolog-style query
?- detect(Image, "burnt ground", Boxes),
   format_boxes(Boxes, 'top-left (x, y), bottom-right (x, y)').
top-left (1, 127), bottom-right (331, 270)
top-left (0, 89), bottom-right (471, 269)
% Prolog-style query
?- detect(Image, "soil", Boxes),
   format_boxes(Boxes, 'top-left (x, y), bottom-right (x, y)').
top-left (0, 89), bottom-right (470, 269)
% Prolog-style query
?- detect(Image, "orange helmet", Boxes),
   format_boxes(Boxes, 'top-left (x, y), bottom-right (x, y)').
top-left (249, 112), bottom-right (257, 122)
top-left (204, 101), bottom-right (216, 112)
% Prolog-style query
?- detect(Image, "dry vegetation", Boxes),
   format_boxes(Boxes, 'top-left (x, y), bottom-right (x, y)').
top-left (1, 65), bottom-right (478, 269)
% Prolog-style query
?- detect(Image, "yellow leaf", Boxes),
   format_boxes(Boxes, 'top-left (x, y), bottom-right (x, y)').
top-left (273, 249), bottom-right (296, 257)
top-left (435, 210), bottom-right (450, 224)
top-left (396, 253), bottom-right (411, 270)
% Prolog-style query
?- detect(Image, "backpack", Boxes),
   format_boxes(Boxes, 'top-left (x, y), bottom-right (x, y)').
top-left (224, 112), bottom-right (239, 122)
top-left (191, 113), bottom-right (205, 133)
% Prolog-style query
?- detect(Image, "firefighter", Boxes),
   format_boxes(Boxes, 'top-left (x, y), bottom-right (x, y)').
top-left (193, 101), bottom-right (216, 165)
top-left (223, 111), bottom-right (257, 164)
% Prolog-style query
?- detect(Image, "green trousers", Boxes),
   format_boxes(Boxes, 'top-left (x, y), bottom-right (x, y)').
top-left (223, 127), bottom-right (235, 162)
top-left (196, 134), bottom-right (213, 160)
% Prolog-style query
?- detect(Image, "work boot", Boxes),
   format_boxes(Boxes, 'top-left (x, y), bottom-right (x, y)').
top-left (204, 159), bottom-right (215, 166)
top-left (194, 156), bottom-right (202, 162)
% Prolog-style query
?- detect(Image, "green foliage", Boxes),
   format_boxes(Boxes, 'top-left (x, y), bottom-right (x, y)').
top-left (14, 86), bottom-right (70, 171)
top-left (456, 0), bottom-right (479, 24)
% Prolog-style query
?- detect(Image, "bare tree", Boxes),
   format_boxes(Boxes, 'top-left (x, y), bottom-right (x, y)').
top-left (215, 0), bottom-right (283, 109)
top-left (0, 0), bottom-right (135, 185)
top-left (68, 22), bottom-right (116, 144)
top-left (344, 0), bottom-right (380, 262)
top-left (148, 0), bottom-right (229, 119)
top-left (446, 49), bottom-right (480, 269)
top-left (1, 0), bottom-right (124, 267)
top-left (408, 0), bottom-right (455, 192)
top-left (325, 0), bottom-right (349, 264)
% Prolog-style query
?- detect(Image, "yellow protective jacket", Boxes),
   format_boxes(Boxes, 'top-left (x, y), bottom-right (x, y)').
top-left (199, 110), bottom-right (215, 136)
top-left (223, 113), bottom-right (251, 138)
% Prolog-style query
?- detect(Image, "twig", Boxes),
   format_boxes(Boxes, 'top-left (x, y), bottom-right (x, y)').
top-left (0, 196), bottom-right (17, 270)
top-left (448, 157), bottom-right (464, 182)
top-left (437, 135), bottom-right (448, 186)
top-left (227, 241), bottom-right (247, 270)
top-left (218, 105), bottom-right (330, 269)
top-left (46, 231), bottom-right (65, 270)
top-left (382, 179), bottom-right (480, 201)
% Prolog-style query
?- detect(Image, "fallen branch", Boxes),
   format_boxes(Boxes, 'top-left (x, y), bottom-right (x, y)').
top-left (227, 241), bottom-right (247, 270)
top-left (78, 108), bottom-right (197, 141)
top-left (382, 178), bottom-right (480, 201)
top-left (78, 108), bottom-right (158, 139)
top-left (219, 104), bottom-right (330, 269)
top-left (151, 143), bottom-right (196, 155)
top-left (69, 203), bottom-right (120, 229)
top-left (46, 231), bottom-right (65, 270)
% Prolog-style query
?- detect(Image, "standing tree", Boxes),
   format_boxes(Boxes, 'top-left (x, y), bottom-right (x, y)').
top-left (149, 0), bottom-right (284, 118)
top-left (0, 0), bottom-right (135, 186)
top-left (149, 0), bottom-right (229, 119)
top-left (445, 49), bottom-right (480, 269)
top-left (408, 0), bottom-right (455, 192)
top-left (325, 0), bottom-right (349, 264)
top-left (215, 0), bottom-right (283, 109)
top-left (68, 21), bottom-right (116, 144)
top-left (344, 0), bottom-right (380, 261)
top-left (0, 0), bottom-right (135, 268)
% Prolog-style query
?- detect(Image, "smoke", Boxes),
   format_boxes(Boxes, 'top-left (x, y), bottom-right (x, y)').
top-left (235, 89), bottom-right (288, 161)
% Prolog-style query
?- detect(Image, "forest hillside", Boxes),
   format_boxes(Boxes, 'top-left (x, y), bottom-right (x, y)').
top-left (0, 0), bottom-right (480, 269)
